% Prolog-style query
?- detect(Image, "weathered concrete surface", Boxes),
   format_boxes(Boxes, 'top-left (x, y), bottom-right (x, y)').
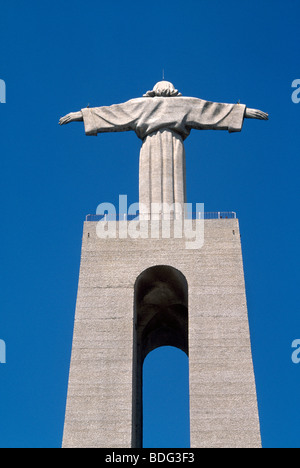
top-left (62, 219), bottom-right (261, 448)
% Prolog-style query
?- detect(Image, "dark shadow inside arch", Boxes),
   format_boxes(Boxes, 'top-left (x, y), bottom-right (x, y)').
top-left (132, 265), bottom-right (188, 448)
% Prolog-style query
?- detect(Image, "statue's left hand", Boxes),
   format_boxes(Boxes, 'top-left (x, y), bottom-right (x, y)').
top-left (59, 111), bottom-right (83, 125)
top-left (245, 108), bottom-right (269, 120)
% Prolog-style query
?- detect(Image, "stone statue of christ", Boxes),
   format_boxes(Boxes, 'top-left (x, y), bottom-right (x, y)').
top-left (59, 81), bottom-right (268, 216)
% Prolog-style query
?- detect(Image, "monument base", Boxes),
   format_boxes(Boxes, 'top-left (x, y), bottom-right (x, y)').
top-left (62, 218), bottom-right (261, 448)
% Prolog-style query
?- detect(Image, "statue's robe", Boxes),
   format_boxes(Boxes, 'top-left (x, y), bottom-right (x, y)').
top-left (81, 97), bottom-right (246, 216)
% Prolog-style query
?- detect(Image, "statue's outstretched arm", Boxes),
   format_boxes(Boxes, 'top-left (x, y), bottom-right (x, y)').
top-left (59, 111), bottom-right (83, 125)
top-left (245, 108), bottom-right (269, 120)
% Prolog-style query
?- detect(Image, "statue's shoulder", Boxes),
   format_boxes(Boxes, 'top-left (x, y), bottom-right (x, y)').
top-left (125, 96), bottom-right (204, 108)
top-left (179, 96), bottom-right (204, 102)
top-left (162, 96), bottom-right (204, 103)
top-left (119, 97), bottom-right (151, 108)
top-left (127, 97), bottom-right (148, 104)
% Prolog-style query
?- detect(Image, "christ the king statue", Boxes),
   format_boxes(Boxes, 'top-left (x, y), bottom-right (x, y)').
top-left (59, 81), bottom-right (268, 216)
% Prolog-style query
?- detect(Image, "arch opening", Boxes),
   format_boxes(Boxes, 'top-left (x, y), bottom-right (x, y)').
top-left (143, 346), bottom-right (190, 448)
top-left (132, 265), bottom-right (188, 448)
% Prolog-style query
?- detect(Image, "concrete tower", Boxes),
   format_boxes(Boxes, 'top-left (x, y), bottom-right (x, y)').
top-left (60, 81), bottom-right (267, 448)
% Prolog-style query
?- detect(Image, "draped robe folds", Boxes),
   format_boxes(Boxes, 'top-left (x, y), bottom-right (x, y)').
top-left (81, 96), bottom-right (246, 216)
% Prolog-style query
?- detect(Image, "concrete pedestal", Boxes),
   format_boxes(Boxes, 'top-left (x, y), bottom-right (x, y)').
top-left (62, 218), bottom-right (261, 448)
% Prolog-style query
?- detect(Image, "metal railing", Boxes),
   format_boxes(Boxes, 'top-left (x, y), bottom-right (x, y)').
top-left (86, 212), bottom-right (237, 222)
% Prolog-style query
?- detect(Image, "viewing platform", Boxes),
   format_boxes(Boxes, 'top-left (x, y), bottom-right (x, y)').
top-left (86, 212), bottom-right (237, 222)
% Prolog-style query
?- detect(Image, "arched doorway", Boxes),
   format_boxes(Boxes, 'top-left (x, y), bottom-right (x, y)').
top-left (132, 265), bottom-right (188, 447)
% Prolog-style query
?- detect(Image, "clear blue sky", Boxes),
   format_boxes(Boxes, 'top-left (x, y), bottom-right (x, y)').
top-left (0, 0), bottom-right (300, 448)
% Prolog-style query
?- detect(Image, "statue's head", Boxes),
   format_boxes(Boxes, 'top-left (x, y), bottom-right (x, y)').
top-left (144, 81), bottom-right (182, 97)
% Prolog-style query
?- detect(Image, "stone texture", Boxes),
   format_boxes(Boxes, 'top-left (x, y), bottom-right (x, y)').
top-left (62, 218), bottom-right (261, 448)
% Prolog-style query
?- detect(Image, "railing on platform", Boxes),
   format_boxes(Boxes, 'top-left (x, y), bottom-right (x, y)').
top-left (86, 212), bottom-right (237, 222)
